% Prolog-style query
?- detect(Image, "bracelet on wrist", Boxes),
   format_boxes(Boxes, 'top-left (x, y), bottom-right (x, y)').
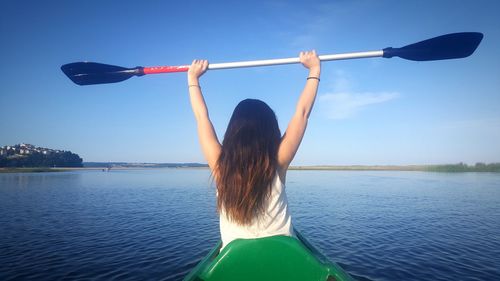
top-left (188, 84), bottom-right (201, 89)
top-left (307, 76), bottom-right (320, 82)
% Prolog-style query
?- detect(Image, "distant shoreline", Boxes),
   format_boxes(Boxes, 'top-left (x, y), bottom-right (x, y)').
top-left (0, 167), bottom-right (209, 173)
top-left (0, 168), bottom-right (68, 173)
top-left (2, 163), bottom-right (499, 173)
top-left (290, 165), bottom-right (425, 171)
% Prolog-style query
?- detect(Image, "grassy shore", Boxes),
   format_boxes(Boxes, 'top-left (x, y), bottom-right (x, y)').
top-left (290, 164), bottom-right (500, 172)
top-left (290, 165), bottom-right (425, 171)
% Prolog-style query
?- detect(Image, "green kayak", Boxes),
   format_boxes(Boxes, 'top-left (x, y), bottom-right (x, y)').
top-left (183, 229), bottom-right (355, 281)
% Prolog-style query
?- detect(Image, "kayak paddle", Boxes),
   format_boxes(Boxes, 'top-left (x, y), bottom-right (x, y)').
top-left (61, 32), bottom-right (483, 86)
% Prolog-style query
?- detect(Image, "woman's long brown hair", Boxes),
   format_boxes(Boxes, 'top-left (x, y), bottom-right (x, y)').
top-left (215, 99), bottom-right (281, 225)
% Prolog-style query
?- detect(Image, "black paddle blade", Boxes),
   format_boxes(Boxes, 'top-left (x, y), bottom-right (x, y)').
top-left (61, 62), bottom-right (144, 85)
top-left (383, 32), bottom-right (483, 61)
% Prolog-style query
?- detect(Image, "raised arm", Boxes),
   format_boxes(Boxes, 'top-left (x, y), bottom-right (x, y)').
top-left (278, 50), bottom-right (321, 171)
top-left (188, 60), bottom-right (221, 170)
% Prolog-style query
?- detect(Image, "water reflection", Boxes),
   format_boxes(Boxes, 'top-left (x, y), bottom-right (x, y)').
top-left (0, 169), bottom-right (499, 281)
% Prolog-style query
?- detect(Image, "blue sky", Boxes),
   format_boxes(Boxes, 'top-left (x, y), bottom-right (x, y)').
top-left (1, 0), bottom-right (499, 165)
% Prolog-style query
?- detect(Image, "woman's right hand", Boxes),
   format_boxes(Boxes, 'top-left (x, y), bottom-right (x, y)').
top-left (188, 59), bottom-right (208, 84)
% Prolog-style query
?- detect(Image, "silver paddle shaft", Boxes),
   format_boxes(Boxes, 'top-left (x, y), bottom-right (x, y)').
top-left (207, 50), bottom-right (383, 70)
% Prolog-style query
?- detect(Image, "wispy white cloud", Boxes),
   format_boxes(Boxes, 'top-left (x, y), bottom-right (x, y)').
top-left (319, 92), bottom-right (399, 120)
top-left (318, 70), bottom-right (399, 120)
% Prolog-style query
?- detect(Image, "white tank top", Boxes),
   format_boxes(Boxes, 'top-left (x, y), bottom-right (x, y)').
top-left (219, 173), bottom-right (293, 249)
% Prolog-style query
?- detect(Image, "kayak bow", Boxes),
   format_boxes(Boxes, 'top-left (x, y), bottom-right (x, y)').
top-left (183, 229), bottom-right (354, 281)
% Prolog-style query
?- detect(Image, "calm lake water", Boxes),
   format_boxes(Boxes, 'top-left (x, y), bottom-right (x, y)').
top-left (1, 169), bottom-right (499, 281)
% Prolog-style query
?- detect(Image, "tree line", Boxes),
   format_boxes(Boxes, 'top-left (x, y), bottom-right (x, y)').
top-left (0, 151), bottom-right (83, 167)
top-left (425, 162), bottom-right (500, 172)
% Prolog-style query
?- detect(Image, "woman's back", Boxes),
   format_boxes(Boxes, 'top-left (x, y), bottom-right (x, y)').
top-left (219, 173), bottom-right (293, 248)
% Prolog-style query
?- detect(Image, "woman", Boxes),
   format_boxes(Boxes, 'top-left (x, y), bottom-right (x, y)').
top-left (187, 51), bottom-right (320, 248)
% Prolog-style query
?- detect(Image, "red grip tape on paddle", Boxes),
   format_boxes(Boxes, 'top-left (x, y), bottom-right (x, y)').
top-left (143, 65), bottom-right (189, 74)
